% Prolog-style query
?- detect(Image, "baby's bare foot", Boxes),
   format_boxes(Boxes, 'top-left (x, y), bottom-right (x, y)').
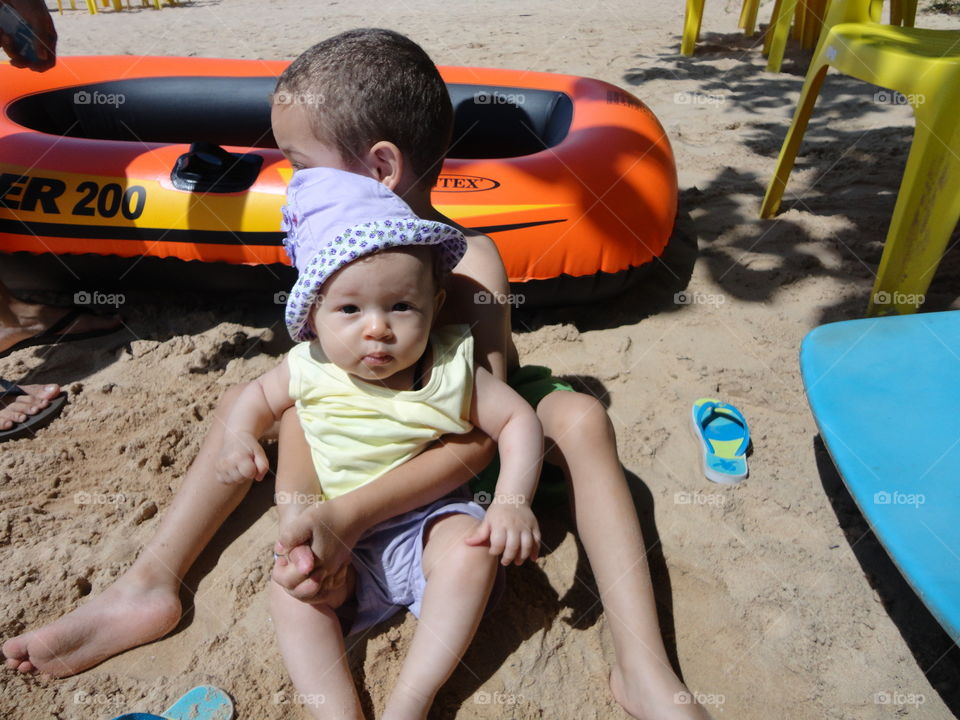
top-left (2, 570), bottom-right (180, 677)
top-left (610, 662), bottom-right (715, 720)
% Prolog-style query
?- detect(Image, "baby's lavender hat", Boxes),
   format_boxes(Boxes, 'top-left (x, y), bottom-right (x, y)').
top-left (281, 167), bottom-right (467, 342)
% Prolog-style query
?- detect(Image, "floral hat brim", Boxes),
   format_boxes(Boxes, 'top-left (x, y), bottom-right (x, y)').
top-left (285, 218), bottom-right (467, 341)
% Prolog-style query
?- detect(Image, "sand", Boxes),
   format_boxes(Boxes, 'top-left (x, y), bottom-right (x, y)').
top-left (1, 0), bottom-right (959, 718)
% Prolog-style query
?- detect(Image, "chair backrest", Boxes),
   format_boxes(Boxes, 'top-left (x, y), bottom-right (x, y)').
top-left (812, 0), bottom-right (887, 57)
top-left (823, 0), bottom-right (886, 30)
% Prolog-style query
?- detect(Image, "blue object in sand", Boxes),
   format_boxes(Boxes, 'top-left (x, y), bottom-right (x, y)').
top-left (110, 686), bottom-right (233, 720)
top-left (800, 310), bottom-right (960, 643)
top-left (690, 397), bottom-right (750, 483)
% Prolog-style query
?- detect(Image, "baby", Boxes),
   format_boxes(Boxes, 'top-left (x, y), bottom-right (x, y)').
top-left (216, 166), bottom-right (543, 720)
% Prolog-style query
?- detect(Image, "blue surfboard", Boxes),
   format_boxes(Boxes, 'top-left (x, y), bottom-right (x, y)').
top-left (800, 310), bottom-right (960, 642)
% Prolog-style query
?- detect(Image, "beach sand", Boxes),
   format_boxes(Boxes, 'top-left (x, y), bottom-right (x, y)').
top-left (1, 0), bottom-right (959, 718)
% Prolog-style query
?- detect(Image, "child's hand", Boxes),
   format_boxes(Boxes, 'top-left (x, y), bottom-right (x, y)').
top-left (273, 542), bottom-right (350, 605)
top-left (216, 431), bottom-right (269, 484)
top-left (465, 497), bottom-right (540, 566)
top-left (272, 502), bottom-right (360, 601)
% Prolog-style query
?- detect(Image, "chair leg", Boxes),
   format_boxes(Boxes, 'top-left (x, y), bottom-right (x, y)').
top-left (760, 62), bottom-right (830, 217)
top-left (681, 0), bottom-right (707, 55)
top-left (802, 0), bottom-right (827, 49)
top-left (867, 112), bottom-right (960, 316)
top-left (763, 0), bottom-right (784, 54)
top-left (86, 0), bottom-right (97, 13)
top-left (739, 0), bottom-right (760, 36)
top-left (792, 0), bottom-right (805, 41)
top-left (766, 0), bottom-right (798, 72)
top-left (903, 0), bottom-right (917, 27)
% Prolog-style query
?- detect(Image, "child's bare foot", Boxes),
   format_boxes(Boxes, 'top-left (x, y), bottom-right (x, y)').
top-left (610, 662), bottom-right (714, 720)
top-left (2, 569), bottom-right (181, 677)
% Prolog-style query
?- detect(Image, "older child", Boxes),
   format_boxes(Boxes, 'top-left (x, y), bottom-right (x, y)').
top-left (217, 166), bottom-right (541, 719)
top-left (4, 27), bottom-right (711, 720)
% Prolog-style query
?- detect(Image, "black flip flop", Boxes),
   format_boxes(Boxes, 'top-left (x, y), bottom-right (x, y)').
top-left (1, 307), bottom-right (123, 358)
top-left (0, 379), bottom-right (68, 442)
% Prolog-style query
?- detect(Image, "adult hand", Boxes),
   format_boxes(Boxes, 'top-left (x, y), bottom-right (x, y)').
top-left (0, 0), bottom-right (56, 71)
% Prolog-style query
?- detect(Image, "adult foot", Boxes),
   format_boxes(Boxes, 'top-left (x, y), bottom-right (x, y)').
top-left (0, 383), bottom-right (63, 431)
top-left (2, 569), bottom-right (181, 677)
top-left (610, 662), bottom-right (714, 720)
top-left (0, 302), bottom-right (121, 355)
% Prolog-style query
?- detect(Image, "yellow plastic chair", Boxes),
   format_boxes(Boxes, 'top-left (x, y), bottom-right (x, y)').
top-left (682, 0), bottom-right (808, 72)
top-left (74, 0), bottom-right (176, 11)
top-left (55, 0), bottom-right (99, 13)
top-left (760, 0), bottom-right (960, 315)
top-left (681, 0), bottom-right (761, 55)
top-left (764, 0), bottom-right (915, 72)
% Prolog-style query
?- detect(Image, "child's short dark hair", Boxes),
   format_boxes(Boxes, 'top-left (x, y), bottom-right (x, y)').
top-left (275, 29), bottom-right (453, 190)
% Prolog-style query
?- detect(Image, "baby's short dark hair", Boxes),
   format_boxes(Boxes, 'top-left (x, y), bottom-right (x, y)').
top-left (275, 29), bottom-right (453, 190)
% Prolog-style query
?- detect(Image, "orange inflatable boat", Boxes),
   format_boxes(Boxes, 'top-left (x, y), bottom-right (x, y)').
top-left (0, 57), bottom-right (676, 306)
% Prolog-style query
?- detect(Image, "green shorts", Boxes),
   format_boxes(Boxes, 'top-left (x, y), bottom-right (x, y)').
top-left (469, 365), bottom-right (574, 508)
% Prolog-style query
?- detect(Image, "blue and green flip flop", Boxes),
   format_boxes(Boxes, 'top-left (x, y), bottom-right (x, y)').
top-left (110, 686), bottom-right (233, 720)
top-left (690, 398), bottom-right (750, 484)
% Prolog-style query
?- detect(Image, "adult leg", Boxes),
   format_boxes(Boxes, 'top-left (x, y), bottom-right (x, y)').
top-left (3, 383), bottom-right (256, 676)
top-left (382, 514), bottom-right (497, 720)
top-left (0, 279), bottom-right (119, 355)
top-left (537, 391), bottom-right (712, 720)
top-left (0, 279), bottom-right (123, 429)
top-left (269, 580), bottom-right (364, 719)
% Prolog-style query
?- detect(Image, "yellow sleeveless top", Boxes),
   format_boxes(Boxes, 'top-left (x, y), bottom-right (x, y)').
top-left (288, 324), bottom-right (474, 500)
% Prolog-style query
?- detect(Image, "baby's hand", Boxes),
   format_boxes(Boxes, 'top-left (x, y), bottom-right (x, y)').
top-left (216, 431), bottom-right (269, 484)
top-left (273, 503), bottom-right (357, 602)
top-left (465, 496), bottom-right (540, 566)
